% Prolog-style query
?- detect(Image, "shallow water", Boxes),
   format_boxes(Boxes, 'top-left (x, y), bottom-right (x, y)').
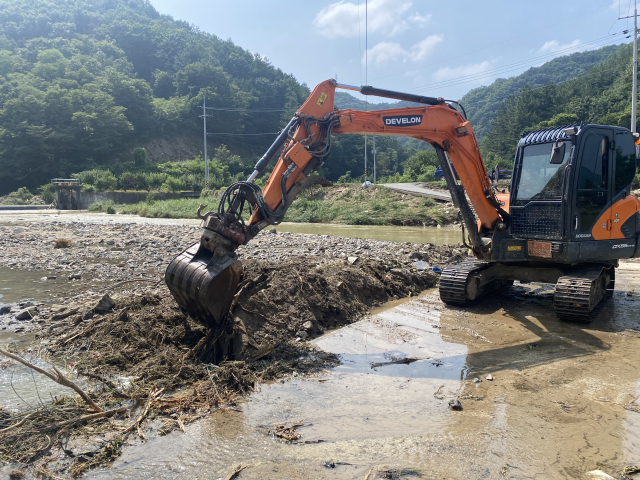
top-left (0, 332), bottom-right (71, 411)
top-left (88, 264), bottom-right (640, 480)
top-left (0, 211), bottom-right (461, 245)
top-left (0, 267), bottom-right (78, 304)
top-left (277, 222), bottom-right (461, 245)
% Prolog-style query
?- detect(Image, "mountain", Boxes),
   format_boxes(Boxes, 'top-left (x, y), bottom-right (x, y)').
top-left (482, 43), bottom-right (636, 161)
top-left (0, 0), bottom-right (310, 192)
top-left (335, 44), bottom-right (624, 140)
top-left (461, 44), bottom-right (625, 138)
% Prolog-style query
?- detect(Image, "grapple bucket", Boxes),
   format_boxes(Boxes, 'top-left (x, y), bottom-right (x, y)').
top-left (165, 242), bottom-right (243, 327)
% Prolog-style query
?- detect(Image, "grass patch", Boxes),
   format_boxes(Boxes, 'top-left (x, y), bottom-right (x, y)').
top-left (94, 185), bottom-right (457, 226)
top-left (284, 184), bottom-right (455, 226)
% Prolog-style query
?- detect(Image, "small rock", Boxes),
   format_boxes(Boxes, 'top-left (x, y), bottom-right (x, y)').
top-left (448, 399), bottom-right (462, 411)
top-left (93, 294), bottom-right (115, 314)
top-left (473, 377), bottom-right (480, 383)
top-left (347, 256), bottom-right (358, 265)
top-left (296, 331), bottom-right (308, 339)
top-left (413, 260), bottom-right (430, 271)
top-left (269, 227), bottom-right (277, 234)
top-left (9, 469), bottom-right (25, 480)
top-left (302, 320), bottom-right (317, 332)
top-left (586, 470), bottom-right (616, 480)
top-left (106, 240), bottom-right (115, 245)
top-left (15, 306), bottom-right (37, 320)
top-left (68, 273), bottom-right (82, 280)
top-left (0, 306), bottom-right (12, 315)
top-left (486, 374), bottom-right (493, 381)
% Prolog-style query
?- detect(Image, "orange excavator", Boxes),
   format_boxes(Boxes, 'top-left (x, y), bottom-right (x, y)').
top-left (166, 79), bottom-right (640, 329)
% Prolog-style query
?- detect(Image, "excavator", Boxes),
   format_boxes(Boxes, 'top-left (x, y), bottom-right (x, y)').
top-left (166, 79), bottom-right (640, 330)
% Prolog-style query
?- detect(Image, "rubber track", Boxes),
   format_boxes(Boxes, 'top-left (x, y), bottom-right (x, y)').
top-left (439, 259), bottom-right (488, 305)
top-left (553, 268), bottom-right (608, 322)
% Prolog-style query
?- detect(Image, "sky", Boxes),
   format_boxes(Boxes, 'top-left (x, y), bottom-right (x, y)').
top-left (148, 0), bottom-right (637, 101)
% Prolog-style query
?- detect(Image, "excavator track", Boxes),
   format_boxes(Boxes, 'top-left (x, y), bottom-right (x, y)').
top-left (553, 266), bottom-right (611, 322)
top-left (439, 259), bottom-right (490, 305)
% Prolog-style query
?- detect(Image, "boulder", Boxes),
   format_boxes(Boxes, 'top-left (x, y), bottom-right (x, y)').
top-left (15, 306), bottom-right (37, 320)
top-left (93, 294), bottom-right (115, 314)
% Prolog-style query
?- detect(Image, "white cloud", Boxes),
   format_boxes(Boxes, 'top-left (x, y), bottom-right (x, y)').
top-left (366, 42), bottom-right (408, 67)
top-left (408, 12), bottom-right (431, 25)
top-left (314, 0), bottom-right (416, 38)
top-left (537, 39), bottom-right (581, 54)
top-left (433, 61), bottom-right (492, 82)
top-left (410, 35), bottom-right (443, 61)
top-left (365, 35), bottom-right (443, 67)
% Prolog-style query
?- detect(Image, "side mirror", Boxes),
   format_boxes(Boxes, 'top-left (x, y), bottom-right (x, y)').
top-left (550, 140), bottom-right (566, 164)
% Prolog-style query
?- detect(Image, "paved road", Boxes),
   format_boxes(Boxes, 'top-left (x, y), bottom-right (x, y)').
top-left (380, 182), bottom-right (452, 202)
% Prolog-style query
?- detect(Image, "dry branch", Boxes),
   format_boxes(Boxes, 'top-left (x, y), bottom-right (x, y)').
top-left (0, 347), bottom-right (103, 412)
top-left (0, 413), bottom-right (33, 433)
top-left (222, 463), bottom-right (247, 480)
top-left (122, 387), bottom-right (164, 435)
top-left (55, 406), bottom-right (126, 429)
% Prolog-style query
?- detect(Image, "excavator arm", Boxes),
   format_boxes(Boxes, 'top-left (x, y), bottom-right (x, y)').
top-left (165, 79), bottom-right (507, 327)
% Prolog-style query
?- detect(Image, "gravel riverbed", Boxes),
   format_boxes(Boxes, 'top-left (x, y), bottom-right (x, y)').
top-left (0, 220), bottom-right (468, 333)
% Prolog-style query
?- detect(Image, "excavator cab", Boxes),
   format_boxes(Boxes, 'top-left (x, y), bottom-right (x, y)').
top-left (440, 124), bottom-right (640, 321)
top-left (504, 124), bottom-right (639, 261)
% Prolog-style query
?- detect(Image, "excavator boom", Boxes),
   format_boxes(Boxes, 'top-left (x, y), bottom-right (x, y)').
top-left (165, 80), bottom-right (508, 328)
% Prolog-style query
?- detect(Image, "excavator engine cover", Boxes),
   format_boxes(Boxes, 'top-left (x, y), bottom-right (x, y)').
top-left (165, 239), bottom-right (243, 328)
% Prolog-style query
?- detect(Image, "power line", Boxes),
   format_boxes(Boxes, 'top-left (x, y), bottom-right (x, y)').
top-left (406, 34), bottom-right (628, 94)
top-left (202, 107), bottom-right (286, 112)
top-left (207, 132), bottom-right (280, 136)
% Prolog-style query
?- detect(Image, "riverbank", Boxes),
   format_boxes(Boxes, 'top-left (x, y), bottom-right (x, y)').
top-left (95, 184), bottom-right (459, 226)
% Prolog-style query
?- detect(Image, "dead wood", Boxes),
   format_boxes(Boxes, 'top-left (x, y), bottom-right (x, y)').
top-left (55, 406), bottom-right (126, 429)
top-left (0, 347), bottom-right (104, 412)
top-left (222, 463), bottom-right (247, 480)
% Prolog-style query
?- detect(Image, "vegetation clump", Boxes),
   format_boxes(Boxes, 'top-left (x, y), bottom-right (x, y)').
top-left (53, 238), bottom-right (73, 248)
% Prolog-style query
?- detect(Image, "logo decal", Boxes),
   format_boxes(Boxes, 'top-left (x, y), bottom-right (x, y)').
top-left (507, 245), bottom-right (522, 252)
top-left (316, 92), bottom-right (328, 107)
top-left (383, 115), bottom-right (423, 127)
top-left (612, 244), bottom-right (634, 249)
top-left (576, 233), bottom-right (592, 238)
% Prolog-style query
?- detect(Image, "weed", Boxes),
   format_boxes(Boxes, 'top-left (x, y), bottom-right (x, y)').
top-left (54, 238), bottom-right (73, 248)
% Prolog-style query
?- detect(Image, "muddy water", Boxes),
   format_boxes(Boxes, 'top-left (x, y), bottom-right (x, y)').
top-left (91, 261), bottom-right (640, 480)
top-left (277, 222), bottom-right (461, 245)
top-left (0, 211), bottom-right (461, 245)
top-left (0, 267), bottom-right (81, 304)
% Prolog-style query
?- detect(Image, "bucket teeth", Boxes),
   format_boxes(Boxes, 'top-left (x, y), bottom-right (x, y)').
top-left (165, 241), bottom-right (243, 327)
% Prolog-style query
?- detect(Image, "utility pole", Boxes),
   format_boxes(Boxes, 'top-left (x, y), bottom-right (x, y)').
top-left (203, 95), bottom-right (209, 188)
top-left (372, 136), bottom-right (377, 184)
top-left (634, 1), bottom-right (638, 133)
top-left (621, 2), bottom-right (638, 132)
top-left (364, 0), bottom-right (368, 184)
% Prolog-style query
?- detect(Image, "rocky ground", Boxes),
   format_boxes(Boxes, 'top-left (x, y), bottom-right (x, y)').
top-left (0, 221), bottom-right (468, 333)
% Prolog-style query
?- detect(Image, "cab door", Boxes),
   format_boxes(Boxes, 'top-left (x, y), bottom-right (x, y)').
top-left (572, 128), bottom-right (614, 241)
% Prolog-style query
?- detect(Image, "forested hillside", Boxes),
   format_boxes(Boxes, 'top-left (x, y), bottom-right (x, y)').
top-left (482, 43), bottom-right (636, 161)
top-left (461, 44), bottom-right (624, 139)
top-left (0, 0), bottom-right (413, 194)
